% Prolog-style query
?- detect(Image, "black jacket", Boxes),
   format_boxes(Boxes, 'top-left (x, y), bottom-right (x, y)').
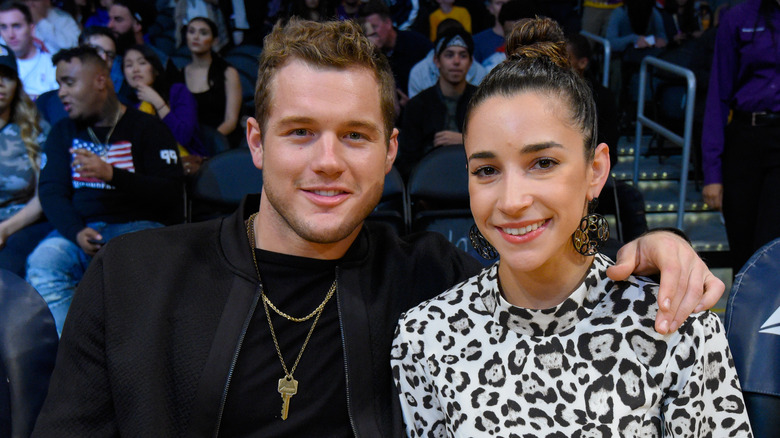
top-left (32, 195), bottom-right (482, 437)
top-left (397, 83), bottom-right (477, 179)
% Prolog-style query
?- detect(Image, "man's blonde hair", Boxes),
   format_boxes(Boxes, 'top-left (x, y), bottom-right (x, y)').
top-left (255, 18), bottom-right (396, 142)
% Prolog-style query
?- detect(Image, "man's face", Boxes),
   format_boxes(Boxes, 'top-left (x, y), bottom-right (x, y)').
top-left (0, 10), bottom-right (34, 59)
top-left (363, 14), bottom-right (393, 49)
top-left (434, 46), bottom-right (471, 86)
top-left (107, 4), bottom-right (137, 37)
top-left (57, 58), bottom-right (103, 121)
top-left (86, 34), bottom-right (117, 67)
top-left (24, 0), bottom-right (49, 22)
top-left (246, 59), bottom-right (398, 258)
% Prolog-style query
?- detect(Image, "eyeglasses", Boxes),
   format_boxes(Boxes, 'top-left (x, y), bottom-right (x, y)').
top-left (88, 45), bottom-right (116, 62)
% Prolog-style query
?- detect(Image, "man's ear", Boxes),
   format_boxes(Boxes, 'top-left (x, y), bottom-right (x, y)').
top-left (246, 117), bottom-right (264, 170)
top-left (385, 127), bottom-right (399, 174)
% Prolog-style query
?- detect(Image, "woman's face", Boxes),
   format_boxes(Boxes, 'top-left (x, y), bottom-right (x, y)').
top-left (123, 49), bottom-right (156, 88)
top-left (186, 20), bottom-right (214, 54)
top-left (0, 73), bottom-right (17, 114)
top-left (465, 92), bottom-right (609, 275)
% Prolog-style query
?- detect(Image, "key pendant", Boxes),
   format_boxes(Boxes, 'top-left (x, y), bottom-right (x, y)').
top-left (278, 376), bottom-right (298, 420)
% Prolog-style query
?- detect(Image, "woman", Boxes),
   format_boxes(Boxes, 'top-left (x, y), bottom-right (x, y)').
top-left (290, 0), bottom-right (330, 22)
top-left (702, 0), bottom-right (780, 273)
top-left (0, 51), bottom-right (50, 277)
top-left (181, 16), bottom-right (242, 145)
top-left (123, 44), bottom-right (206, 168)
top-left (392, 18), bottom-right (752, 437)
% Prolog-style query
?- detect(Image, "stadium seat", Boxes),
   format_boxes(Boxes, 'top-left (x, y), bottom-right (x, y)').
top-left (224, 44), bottom-right (261, 116)
top-left (187, 148), bottom-right (262, 221)
top-left (367, 166), bottom-right (407, 235)
top-left (725, 238), bottom-right (780, 436)
top-left (407, 145), bottom-right (484, 261)
top-left (0, 269), bottom-right (58, 438)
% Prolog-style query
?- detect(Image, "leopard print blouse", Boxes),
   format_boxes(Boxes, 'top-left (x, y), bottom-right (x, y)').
top-left (392, 254), bottom-right (753, 437)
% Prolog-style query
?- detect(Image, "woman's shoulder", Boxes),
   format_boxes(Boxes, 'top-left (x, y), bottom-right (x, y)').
top-left (398, 264), bottom-right (497, 325)
top-left (594, 254), bottom-right (661, 320)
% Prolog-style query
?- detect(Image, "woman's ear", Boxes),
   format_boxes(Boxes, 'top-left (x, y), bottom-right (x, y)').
top-left (588, 143), bottom-right (611, 199)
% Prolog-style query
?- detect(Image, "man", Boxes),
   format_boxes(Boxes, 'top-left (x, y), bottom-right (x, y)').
top-left (107, 0), bottom-right (166, 63)
top-left (361, 0), bottom-right (431, 107)
top-left (473, 0), bottom-right (508, 63)
top-left (24, 0), bottom-right (79, 53)
top-left (33, 18), bottom-right (722, 437)
top-left (397, 27), bottom-right (476, 178)
top-left (25, 46), bottom-right (183, 335)
top-left (0, 1), bottom-right (56, 99)
top-left (407, 18), bottom-right (487, 99)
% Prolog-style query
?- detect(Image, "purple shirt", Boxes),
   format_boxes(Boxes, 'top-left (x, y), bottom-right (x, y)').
top-left (701, 0), bottom-right (780, 185)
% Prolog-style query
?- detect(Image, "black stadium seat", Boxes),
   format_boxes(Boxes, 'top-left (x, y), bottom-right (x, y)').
top-left (0, 269), bottom-right (58, 438)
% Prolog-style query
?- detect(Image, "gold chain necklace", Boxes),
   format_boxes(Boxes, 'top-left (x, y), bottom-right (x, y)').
top-left (246, 212), bottom-right (337, 420)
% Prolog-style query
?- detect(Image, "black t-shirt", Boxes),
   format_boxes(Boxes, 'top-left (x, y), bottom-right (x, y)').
top-left (218, 248), bottom-right (354, 437)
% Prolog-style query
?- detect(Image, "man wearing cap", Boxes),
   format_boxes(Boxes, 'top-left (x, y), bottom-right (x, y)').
top-left (0, 1), bottom-right (57, 99)
top-left (396, 27), bottom-right (476, 179)
top-left (107, 0), bottom-right (166, 65)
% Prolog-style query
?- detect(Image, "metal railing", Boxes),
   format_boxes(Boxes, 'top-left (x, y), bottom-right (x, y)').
top-left (632, 56), bottom-right (696, 230)
top-left (579, 31), bottom-right (610, 88)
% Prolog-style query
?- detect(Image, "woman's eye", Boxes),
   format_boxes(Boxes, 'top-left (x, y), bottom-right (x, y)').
top-left (535, 158), bottom-right (557, 169)
top-left (471, 166), bottom-right (497, 177)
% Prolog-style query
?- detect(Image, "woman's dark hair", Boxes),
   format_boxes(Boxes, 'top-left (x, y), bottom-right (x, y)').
top-left (626, 0), bottom-right (656, 35)
top-left (464, 17), bottom-right (598, 159)
top-left (666, 0), bottom-right (697, 34)
top-left (188, 16), bottom-right (219, 40)
top-left (124, 44), bottom-right (171, 103)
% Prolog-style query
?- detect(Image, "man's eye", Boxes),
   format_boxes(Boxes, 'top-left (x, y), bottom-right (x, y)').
top-left (292, 129), bottom-right (308, 136)
top-left (347, 132), bottom-right (363, 140)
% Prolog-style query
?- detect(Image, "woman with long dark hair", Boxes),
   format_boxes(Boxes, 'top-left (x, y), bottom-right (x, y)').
top-left (702, 0), bottom-right (780, 272)
top-left (181, 16), bottom-right (242, 145)
top-left (0, 48), bottom-right (50, 276)
top-left (392, 17), bottom-right (751, 437)
top-left (123, 44), bottom-right (205, 169)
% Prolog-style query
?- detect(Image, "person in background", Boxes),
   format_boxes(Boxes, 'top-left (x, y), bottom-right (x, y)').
top-left (26, 46), bottom-right (183, 335)
top-left (0, 44), bottom-right (50, 277)
top-left (407, 18), bottom-right (486, 99)
top-left (481, 0), bottom-right (540, 72)
top-left (289, 0), bottom-right (330, 22)
top-left (107, 0), bottom-right (167, 65)
top-left (701, 0), bottom-right (780, 273)
top-left (473, 0), bottom-right (508, 64)
top-left (174, 0), bottom-right (229, 53)
top-left (392, 18), bottom-right (750, 437)
top-left (24, 0), bottom-right (79, 53)
top-left (360, 0), bottom-right (431, 111)
top-left (75, 0), bottom-right (111, 28)
top-left (336, 0), bottom-right (360, 21)
top-left (180, 16), bottom-right (241, 145)
top-left (428, 0), bottom-right (471, 41)
top-left (582, 0), bottom-right (623, 36)
top-left (0, 1), bottom-right (57, 99)
top-left (123, 44), bottom-right (204, 171)
top-left (398, 27), bottom-right (476, 178)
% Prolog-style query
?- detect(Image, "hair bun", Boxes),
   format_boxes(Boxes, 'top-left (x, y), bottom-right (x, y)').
top-left (506, 17), bottom-right (569, 69)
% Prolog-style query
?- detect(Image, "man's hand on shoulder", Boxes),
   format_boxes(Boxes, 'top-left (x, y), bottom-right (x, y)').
top-left (606, 230), bottom-right (725, 335)
top-left (71, 148), bottom-right (114, 182)
top-left (77, 227), bottom-right (104, 256)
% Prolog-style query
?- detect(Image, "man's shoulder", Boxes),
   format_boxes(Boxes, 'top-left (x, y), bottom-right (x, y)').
top-left (103, 219), bottom-right (222, 260)
top-left (473, 28), bottom-right (499, 42)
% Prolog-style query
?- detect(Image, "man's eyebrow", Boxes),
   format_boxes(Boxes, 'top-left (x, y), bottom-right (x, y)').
top-left (343, 120), bottom-right (381, 133)
top-left (276, 116), bottom-right (316, 127)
